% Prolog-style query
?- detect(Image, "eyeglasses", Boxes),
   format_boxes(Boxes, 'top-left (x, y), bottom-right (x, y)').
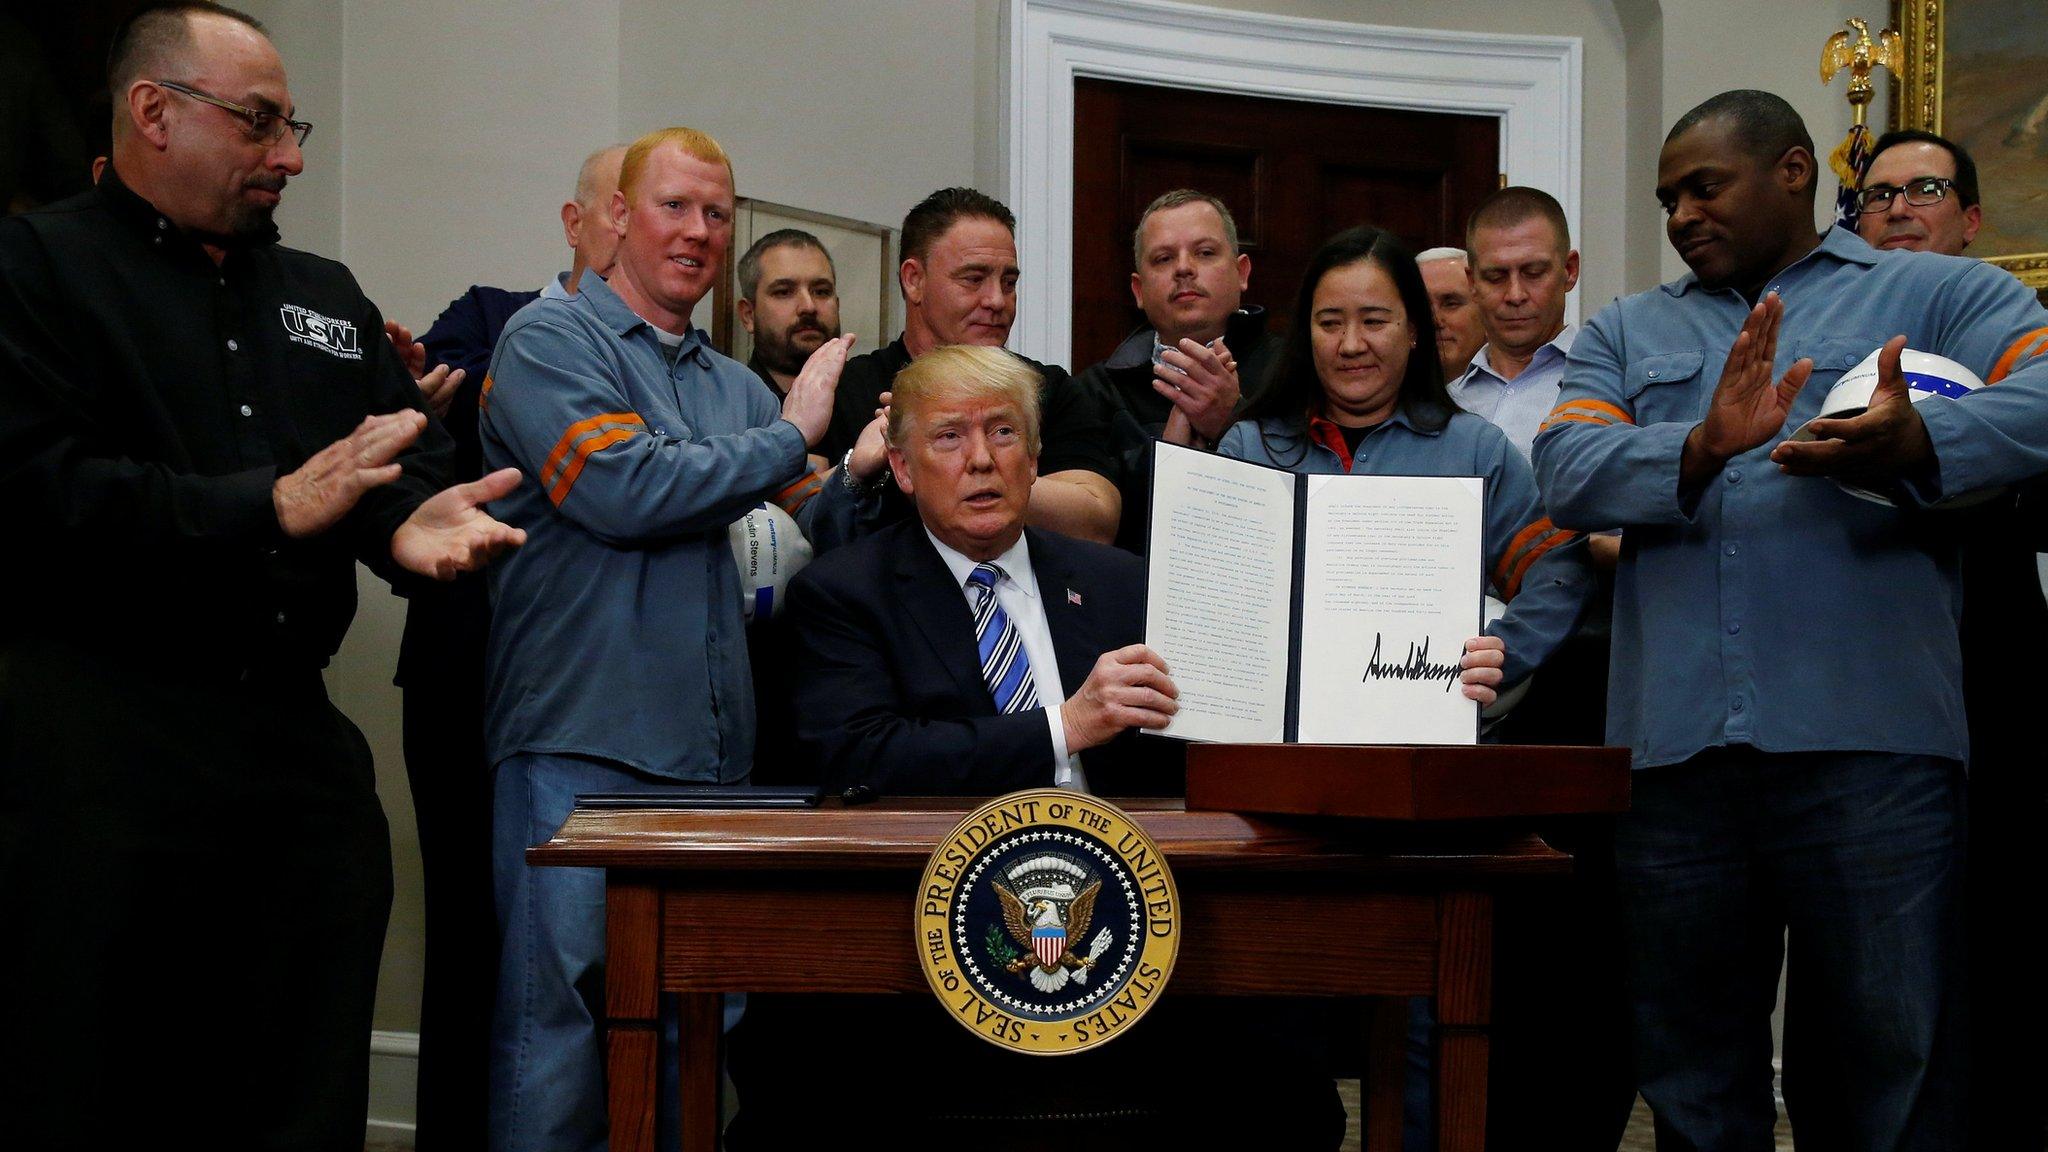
top-left (1855, 176), bottom-right (1956, 215)
top-left (155, 80), bottom-right (312, 148)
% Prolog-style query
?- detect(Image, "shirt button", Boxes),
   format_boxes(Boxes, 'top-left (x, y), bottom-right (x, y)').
top-left (157, 219), bottom-right (168, 230)
top-left (226, 339), bottom-right (239, 352)
top-left (1725, 544), bottom-right (1738, 557)
top-left (1726, 469), bottom-right (1742, 485)
top-left (275, 611), bottom-right (287, 625)
top-left (239, 404), bottom-right (253, 416)
top-left (1646, 370), bottom-right (1659, 379)
top-left (1731, 697), bottom-right (1745, 713)
top-left (1727, 623), bottom-right (1741, 635)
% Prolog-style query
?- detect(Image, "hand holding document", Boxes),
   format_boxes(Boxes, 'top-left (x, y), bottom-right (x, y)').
top-left (1143, 443), bottom-right (1484, 745)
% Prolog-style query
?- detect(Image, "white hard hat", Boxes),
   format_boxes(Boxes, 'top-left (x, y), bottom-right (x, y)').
top-left (1791, 346), bottom-right (1999, 508)
top-left (727, 502), bottom-right (813, 621)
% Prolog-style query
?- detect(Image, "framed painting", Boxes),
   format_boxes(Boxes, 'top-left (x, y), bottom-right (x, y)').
top-left (708, 199), bottom-right (898, 364)
top-left (1892, 0), bottom-right (2048, 290)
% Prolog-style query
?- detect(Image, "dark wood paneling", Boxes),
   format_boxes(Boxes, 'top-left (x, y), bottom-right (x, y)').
top-left (1184, 743), bottom-right (1632, 820)
top-left (1071, 77), bottom-right (1500, 368)
top-left (659, 879), bottom-right (1442, 997)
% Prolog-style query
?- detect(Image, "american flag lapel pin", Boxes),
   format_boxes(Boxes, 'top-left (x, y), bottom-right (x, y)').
top-left (1067, 588), bottom-right (1083, 606)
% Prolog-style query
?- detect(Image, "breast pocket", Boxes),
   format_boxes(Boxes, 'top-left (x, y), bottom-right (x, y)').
top-left (1623, 351), bottom-right (1706, 425)
top-left (1787, 337), bottom-right (1884, 423)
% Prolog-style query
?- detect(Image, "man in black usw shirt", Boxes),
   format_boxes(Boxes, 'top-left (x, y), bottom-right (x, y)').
top-left (0, 5), bottom-right (522, 1149)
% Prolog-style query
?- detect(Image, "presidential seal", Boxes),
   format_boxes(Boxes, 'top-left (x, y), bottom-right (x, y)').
top-left (915, 789), bottom-right (1180, 1055)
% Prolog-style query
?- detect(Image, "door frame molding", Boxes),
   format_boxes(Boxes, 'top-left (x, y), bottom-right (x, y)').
top-left (1001, 0), bottom-right (1583, 364)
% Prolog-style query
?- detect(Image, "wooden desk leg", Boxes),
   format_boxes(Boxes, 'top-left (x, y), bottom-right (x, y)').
top-left (1366, 997), bottom-right (1406, 1152)
top-left (677, 993), bottom-right (722, 1152)
top-left (1435, 891), bottom-right (1493, 1152)
top-left (606, 881), bottom-right (660, 1152)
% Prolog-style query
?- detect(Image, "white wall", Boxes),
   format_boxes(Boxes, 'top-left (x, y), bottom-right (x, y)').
top-left (1655, 0), bottom-right (1879, 284)
top-left (618, 0), bottom-right (987, 244)
top-left (245, 0), bottom-right (1886, 1049)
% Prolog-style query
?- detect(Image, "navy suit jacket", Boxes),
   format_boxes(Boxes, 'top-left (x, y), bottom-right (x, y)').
top-left (785, 519), bottom-right (1183, 797)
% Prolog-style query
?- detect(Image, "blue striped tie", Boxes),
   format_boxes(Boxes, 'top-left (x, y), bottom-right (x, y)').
top-left (966, 563), bottom-right (1039, 714)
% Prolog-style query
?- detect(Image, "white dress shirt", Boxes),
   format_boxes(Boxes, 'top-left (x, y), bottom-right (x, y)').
top-left (925, 529), bottom-right (1089, 792)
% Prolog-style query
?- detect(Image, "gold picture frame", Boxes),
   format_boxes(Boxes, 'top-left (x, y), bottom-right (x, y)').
top-left (1890, 0), bottom-right (2048, 290)
top-left (708, 198), bottom-right (898, 363)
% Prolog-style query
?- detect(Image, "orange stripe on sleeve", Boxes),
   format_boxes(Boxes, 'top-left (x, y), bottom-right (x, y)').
top-left (1501, 527), bottom-right (1579, 601)
top-left (1494, 518), bottom-right (1556, 590)
top-left (540, 412), bottom-right (645, 491)
top-left (1539, 412), bottom-right (1616, 432)
top-left (775, 467), bottom-right (830, 514)
top-left (1546, 398), bottom-right (1634, 425)
top-left (1987, 327), bottom-right (2048, 385)
top-left (546, 426), bottom-right (639, 506)
top-left (477, 373), bottom-right (495, 414)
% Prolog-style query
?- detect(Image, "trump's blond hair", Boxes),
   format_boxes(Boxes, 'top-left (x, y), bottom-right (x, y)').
top-left (887, 345), bottom-right (1042, 456)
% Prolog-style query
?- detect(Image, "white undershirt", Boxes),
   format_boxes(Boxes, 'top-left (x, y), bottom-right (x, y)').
top-left (925, 529), bottom-right (1089, 792)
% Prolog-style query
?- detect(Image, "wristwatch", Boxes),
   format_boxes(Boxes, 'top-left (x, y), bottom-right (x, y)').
top-left (839, 447), bottom-right (888, 496)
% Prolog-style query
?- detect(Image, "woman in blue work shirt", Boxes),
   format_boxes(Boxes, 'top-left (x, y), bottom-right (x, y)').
top-left (1218, 223), bottom-right (1601, 1149)
top-left (1218, 225), bottom-right (1594, 690)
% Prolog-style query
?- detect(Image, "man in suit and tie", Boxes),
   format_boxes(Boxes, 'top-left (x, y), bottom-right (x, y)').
top-left (785, 341), bottom-right (1187, 797)
top-left (727, 345), bottom-right (1509, 1148)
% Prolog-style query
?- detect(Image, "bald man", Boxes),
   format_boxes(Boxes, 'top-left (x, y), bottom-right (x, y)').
top-left (0, 4), bottom-right (522, 1147)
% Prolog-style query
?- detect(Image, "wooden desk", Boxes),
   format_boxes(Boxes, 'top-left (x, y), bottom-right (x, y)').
top-left (532, 798), bottom-right (1569, 1151)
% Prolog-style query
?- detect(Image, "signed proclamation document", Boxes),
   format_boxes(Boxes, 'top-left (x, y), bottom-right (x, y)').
top-left (1143, 442), bottom-right (1483, 745)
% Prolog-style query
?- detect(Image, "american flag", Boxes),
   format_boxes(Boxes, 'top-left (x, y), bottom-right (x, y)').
top-left (1830, 121), bottom-right (1872, 234)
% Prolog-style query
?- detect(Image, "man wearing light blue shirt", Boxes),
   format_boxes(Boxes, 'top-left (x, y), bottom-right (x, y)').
top-left (1535, 90), bottom-right (2048, 1151)
top-left (1450, 186), bottom-right (1579, 462)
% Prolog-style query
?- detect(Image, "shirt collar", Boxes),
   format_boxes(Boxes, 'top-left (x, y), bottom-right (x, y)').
top-left (925, 528), bottom-right (1037, 599)
top-left (539, 269), bottom-right (576, 301)
top-left (578, 273), bottom-right (709, 356)
top-left (1662, 226), bottom-right (1878, 297)
top-left (1107, 307), bottom-right (1265, 371)
top-left (1462, 324), bottom-right (1577, 384)
top-left (96, 165), bottom-right (280, 253)
top-left (1303, 403), bottom-right (1436, 469)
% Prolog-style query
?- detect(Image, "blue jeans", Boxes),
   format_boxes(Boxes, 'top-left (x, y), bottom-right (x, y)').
top-left (489, 753), bottom-right (692, 1152)
top-left (1616, 747), bottom-right (1964, 1152)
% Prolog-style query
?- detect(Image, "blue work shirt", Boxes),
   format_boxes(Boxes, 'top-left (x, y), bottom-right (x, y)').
top-left (1217, 405), bottom-right (1595, 686)
top-left (479, 273), bottom-right (863, 781)
top-left (1533, 226), bottom-right (2048, 769)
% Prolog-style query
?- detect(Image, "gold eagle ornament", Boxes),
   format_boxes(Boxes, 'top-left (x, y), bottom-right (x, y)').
top-left (1821, 17), bottom-right (1902, 119)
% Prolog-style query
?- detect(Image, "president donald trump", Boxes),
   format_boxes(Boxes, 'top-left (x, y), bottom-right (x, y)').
top-left (784, 342), bottom-right (1184, 796)
top-left (734, 344), bottom-right (1380, 1147)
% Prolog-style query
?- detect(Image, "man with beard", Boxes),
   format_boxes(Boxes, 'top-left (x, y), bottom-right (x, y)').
top-left (0, 4), bottom-right (524, 1148)
top-left (1535, 89), bottom-right (2048, 1150)
top-left (737, 227), bottom-right (842, 397)
top-left (735, 228), bottom-right (841, 514)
